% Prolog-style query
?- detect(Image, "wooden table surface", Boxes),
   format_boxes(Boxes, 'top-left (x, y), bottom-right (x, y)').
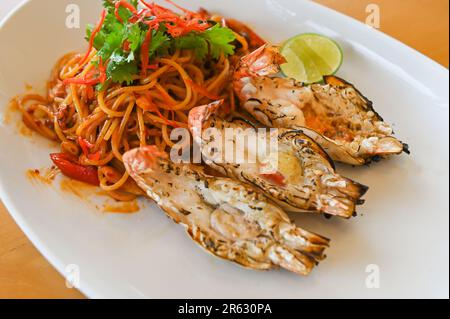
top-left (0, 0), bottom-right (448, 299)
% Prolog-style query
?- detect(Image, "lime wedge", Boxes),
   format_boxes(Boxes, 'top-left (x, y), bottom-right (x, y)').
top-left (280, 33), bottom-right (343, 84)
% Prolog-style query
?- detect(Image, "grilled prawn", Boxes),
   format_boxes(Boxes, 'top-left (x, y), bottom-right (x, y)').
top-left (123, 146), bottom-right (329, 276)
top-left (233, 45), bottom-right (409, 165)
top-left (188, 101), bottom-right (368, 218)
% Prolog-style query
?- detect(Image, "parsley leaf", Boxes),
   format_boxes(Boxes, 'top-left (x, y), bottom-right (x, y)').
top-left (86, 14), bottom-right (125, 62)
top-left (175, 34), bottom-right (208, 59)
top-left (107, 51), bottom-right (138, 85)
top-left (84, 1), bottom-right (236, 87)
top-left (175, 25), bottom-right (236, 60)
top-left (97, 25), bottom-right (124, 61)
top-left (202, 25), bottom-right (236, 59)
top-left (102, 0), bottom-right (115, 12)
top-left (125, 24), bottom-right (143, 52)
top-left (149, 29), bottom-right (172, 58)
top-left (86, 24), bottom-right (106, 48)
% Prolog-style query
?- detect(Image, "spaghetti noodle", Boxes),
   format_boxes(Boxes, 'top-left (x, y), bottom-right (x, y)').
top-left (14, 1), bottom-right (262, 201)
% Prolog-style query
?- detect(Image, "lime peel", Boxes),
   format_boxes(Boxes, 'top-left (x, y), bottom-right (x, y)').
top-left (281, 33), bottom-right (343, 84)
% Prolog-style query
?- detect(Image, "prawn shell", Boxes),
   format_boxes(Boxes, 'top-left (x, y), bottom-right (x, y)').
top-left (189, 103), bottom-right (369, 218)
top-left (123, 147), bottom-right (330, 276)
top-left (233, 46), bottom-right (409, 165)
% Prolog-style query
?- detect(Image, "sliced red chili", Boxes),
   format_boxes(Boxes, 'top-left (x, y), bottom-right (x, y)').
top-left (114, 0), bottom-right (138, 23)
top-left (77, 137), bottom-right (102, 162)
top-left (79, 9), bottom-right (106, 66)
top-left (164, 0), bottom-right (197, 17)
top-left (147, 63), bottom-right (159, 70)
top-left (77, 136), bottom-right (94, 155)
top-left (63, 77), bottom-right (101, 86)
top-left (64, 58), bottom-right (106, 86)
top-left (122, 40), bottom-right (131, 52)
top-left (140, 28), bottom-right (153, 77)
top-left (87, 151), bottom-right (102, 162)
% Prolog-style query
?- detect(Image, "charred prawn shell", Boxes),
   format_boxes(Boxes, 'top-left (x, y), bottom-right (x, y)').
top-left (233, 45), bottom-right (409, 165)
top-left (188, 101), bottom-right (368, 218)
top-left (124, 146), bottom-right (330, 276)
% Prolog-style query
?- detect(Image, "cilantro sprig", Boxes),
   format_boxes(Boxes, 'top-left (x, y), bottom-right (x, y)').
top-left (84, 0), bottom-right (236, 88)
top-left (175, 24), bottom-right (236, 59)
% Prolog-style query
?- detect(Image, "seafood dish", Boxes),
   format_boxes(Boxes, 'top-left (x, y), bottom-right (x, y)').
top-left (188, 101), bottom-right (368, 218)
top-left (234, 45), bottom-right (409, 165)
top-left (124, 146), bottom-right (330, 275)
top-left (10, 0), bottom-right (409, 276)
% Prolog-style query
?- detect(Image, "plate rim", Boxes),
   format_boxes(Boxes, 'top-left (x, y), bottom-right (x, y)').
top-left (0, 0), bottom-right (448, 299)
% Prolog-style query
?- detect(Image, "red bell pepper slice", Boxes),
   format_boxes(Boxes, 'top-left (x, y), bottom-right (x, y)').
top-left (50, 153), bottom-right (100, 186)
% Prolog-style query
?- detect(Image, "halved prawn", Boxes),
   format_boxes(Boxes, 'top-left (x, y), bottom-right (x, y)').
top-left (233, 45), bottom-right (409, 165)
top-left (123, 146), bottom-right (330, 276)
top-left (188, 101), bottom-right (368, 218)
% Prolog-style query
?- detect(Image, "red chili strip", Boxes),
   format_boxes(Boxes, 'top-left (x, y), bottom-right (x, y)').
top-left (164, 0), bottom-right (197, 17)
top-left (114, 0), bottom-right (138, 23)
top-left (63, 77), bottom-right (101, 86)
top-left (78, 136), bottom-right (94, 156)
top-left (140, 28), bottom-right (153, 77)
top-left (79, 9), bottom-right (106, 66)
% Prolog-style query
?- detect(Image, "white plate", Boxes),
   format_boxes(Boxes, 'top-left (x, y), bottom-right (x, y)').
top-left (0, 0), bottom-right (448, 299)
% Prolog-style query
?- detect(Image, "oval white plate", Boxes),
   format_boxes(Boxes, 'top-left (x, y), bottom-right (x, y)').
top-left (0, 0), bottom-right (448, 299)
